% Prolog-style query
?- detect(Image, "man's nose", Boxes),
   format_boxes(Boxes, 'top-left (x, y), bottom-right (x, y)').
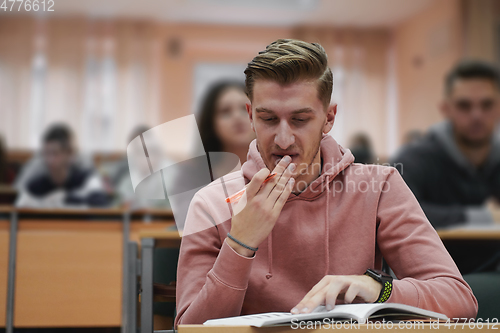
top-left (471, 105), bottom-right (485, 120)
top-left (274, 121), bottom-right (295, 149)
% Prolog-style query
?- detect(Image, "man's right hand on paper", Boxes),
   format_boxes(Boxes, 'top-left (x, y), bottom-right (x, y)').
top-left (227, 155), bottom-right (295, 257)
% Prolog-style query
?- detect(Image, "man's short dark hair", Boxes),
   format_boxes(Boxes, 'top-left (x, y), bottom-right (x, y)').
top-left (43, 123), bottom-right (73, 151)
top-left (445, 60), bottom-right (500, 95)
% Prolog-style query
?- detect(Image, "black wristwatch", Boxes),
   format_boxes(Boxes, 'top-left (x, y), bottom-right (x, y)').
top-left (364, 268), bottom-right (393, 303)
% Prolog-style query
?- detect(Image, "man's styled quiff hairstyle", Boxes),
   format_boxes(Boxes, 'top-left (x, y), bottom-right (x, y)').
top-left (244, 39), bottom-right (333, 108)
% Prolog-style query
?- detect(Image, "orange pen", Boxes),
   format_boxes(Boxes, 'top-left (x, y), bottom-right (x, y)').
top-left (225, 173), bottom-right (277, 204)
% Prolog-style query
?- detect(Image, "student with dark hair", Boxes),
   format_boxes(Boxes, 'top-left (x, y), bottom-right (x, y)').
top-left (16, 123), bottom-right (110, 208)
top-left (391, 60), bottom-right (500, 229)
top-left (197, 80), bottom-right (255, 164)
top-left (164, 82), bottom-right (255, 227)
top-left (349, 133), bottom-right (375, 164)
top-left (112, 125), bottom-right (176, 209)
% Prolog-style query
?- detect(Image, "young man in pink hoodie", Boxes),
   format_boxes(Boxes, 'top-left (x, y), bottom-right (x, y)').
top-left (175, 39), bottom-right (477, 326)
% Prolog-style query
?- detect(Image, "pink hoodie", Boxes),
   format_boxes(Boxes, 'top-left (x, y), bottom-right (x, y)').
top-left (175, 135), bottom-right (477, 326)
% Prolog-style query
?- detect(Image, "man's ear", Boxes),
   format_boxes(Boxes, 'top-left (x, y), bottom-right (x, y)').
top-left (246, 103), bottom-right (255, 132)
top-left (323, 104), bottom-right (337, 134)
top-left (440, 99), bottom-right (450, 119)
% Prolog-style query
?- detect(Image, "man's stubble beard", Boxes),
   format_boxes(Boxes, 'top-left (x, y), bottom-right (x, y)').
top-left (455, 129), bottom-right (492, 149)
top-left (296, 130), bottom-right (323, 179)
top-left (256, 130), bottom-right (323, 177)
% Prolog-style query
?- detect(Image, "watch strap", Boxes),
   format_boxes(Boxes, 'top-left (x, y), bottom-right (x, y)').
top-left (364, 268), bottom-right (393, 303)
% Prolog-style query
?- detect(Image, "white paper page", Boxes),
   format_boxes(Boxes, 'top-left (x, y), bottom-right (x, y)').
top-left (203, 303), bottom-right (448, 327)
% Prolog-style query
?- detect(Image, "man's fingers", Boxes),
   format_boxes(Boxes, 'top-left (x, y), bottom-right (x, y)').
top-left (273, 177), bottom-right (294, 210)
top-left (301, 285), bottom-right (331, 313)
top-left (245, 168), bottom-right (271, 198)
top-left (292, 275), bottom-right (381, 315)
top-left (325, 279), bottom-right (348, 310)
top-left (271, 155), bottom-right (292, 176)
top-left (257, 156), bottom-right (292, 198)
top-left (343, 283), bottom-right (362, 304)
top-left (268, 162), bottom-right (295, 204)
top-left (291, 277), bottom-right (330, 314)
top-left (292, 285), bottom-right (329, 314)
top-left (302, 277), bottom-right (330, 301)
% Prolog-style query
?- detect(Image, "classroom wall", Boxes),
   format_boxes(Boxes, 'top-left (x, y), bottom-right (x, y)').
top-left (393, 0), bottom-right (464, 144)
top-left (294, 27), bottom-right (391, 157)
top-left (158, 24), bottom-right (293, 125)
top-left (0, 19), bottom-right (391, 157)
top-left (156, 24), bottom-right (293, 157)
top-left (2, 1), bottom-right (498, 157)
top-left (0, 17), bottom-right (163, 152)
top-left (462, 0), bottom-right (498, 62)
top-left (157, 24), bottom-right (391, 157)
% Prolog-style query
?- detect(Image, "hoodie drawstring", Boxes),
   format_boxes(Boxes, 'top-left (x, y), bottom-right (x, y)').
top-left (265, 176), bottom-right (331, 280)
top-left (266, 232), bottom-right (273, 279)
top-left (324, 175), bottom-right (330, 276)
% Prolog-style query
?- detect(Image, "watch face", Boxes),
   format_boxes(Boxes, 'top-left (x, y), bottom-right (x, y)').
top-left (365, 269), bottom-right (381, 281)
top-left (366, 269), bottom-right (393, 303)
top-left (366, 269), bottom-right (393, 281)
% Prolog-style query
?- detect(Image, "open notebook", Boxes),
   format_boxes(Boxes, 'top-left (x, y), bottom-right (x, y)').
top-left (203, 303), bottom-right (448, 327)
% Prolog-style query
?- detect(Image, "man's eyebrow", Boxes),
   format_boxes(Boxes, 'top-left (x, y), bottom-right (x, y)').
top-left (291, 108), bottom-right (314, 114)
top-left (255, 107), bottom-right (315, 114)
top-left (255, 108), bottom-right (274, 113)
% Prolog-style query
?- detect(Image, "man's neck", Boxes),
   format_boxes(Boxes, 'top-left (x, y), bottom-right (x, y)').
top-left (292, 149), bottom-right (322, 194)
top-left (454, 134), bottom-right (491, 168)
top-left (50, 168), bottom-right (69, 187)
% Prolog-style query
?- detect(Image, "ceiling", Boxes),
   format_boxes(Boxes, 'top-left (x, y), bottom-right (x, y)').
top-left (2, 0), bottom-right (435, 27)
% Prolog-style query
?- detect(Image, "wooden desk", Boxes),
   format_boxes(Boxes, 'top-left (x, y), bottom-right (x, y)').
top-left (15, 217), bottom-right (123, 327)
top-left (139, 229), bottom-right (182, 248)
top-left (178, 323), bottom-right (498, 332)
top-left (0, 207), bottom-right (12, 328)
top-left (437, 226), bottom-right (500, 274)
top-left (438, 226), bottom-right (500, 241)
top-left (138, 225), bottom-right (500, 250)
top-left (1, 207), bottom-right (174, 331)
top-left (0, 186), bottom-right (17, 205)
top-left (138, 226), bottom-right (500, 248)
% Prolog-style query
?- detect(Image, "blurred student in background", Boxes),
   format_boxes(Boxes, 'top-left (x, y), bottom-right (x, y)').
top-left (109, 81), bottom-right (254, 212)
top-left (348, 133), bottom-right (375, 164)
top-left (197, 80), bottom-right (255, 165)
top-left (108, 125), bottom-right (151, 190)
top-left (167, 81), bottom-right (255, 228)
top-left (113, 125), bottom-right (173, 209)
top-left (16, 124), bottom-right (110, 208)
top-left (403, 129), bottom-right (423, 145)
top-left (391, 61), bottom-right (500, 229)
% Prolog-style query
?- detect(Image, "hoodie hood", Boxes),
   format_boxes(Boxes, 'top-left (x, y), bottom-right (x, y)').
top-left (429, 120), bottom-right (500, 176)
top-left (240, 134), bottom-right (355, 279)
